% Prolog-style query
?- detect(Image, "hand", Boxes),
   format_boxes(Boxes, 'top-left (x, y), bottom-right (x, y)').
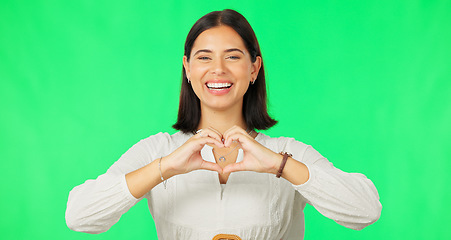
top-left (222, 126), bottom-right (281, 175)
top-left (162, 128), bottom-right (224, 179)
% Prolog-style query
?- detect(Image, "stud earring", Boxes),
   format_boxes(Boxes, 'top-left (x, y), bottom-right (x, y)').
top-left (187, 78), bottom-right (191, 84)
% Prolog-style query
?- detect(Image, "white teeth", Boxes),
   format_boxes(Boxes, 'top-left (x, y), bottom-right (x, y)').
top-left (206, 82), bottom-right (232, 89)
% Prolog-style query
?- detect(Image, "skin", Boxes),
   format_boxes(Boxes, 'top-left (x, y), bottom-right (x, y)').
top-left (125, 25), bottom-right (309, 198)
top-left (183, 25), bottom-right (260, 113)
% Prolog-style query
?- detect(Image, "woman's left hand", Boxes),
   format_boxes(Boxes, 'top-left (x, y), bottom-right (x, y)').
top-left (221, 126), bottom-right (281, 175)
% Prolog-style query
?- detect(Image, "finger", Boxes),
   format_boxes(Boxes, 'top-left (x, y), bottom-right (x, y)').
top-left (205, 127), bottom-right (224, 143)
top-left (223, 125), bottom-right (244, 139)
top-left (194, 129), bottom-right (208, 138)
top-left (223, 132), bottom-right (250, 148)
top-left (223, 126), bottom-right (250, 147)
top-left (207, 127), bottom-right (224, 141)
top-left (195, 128), bottom-right (223, 143)
top-left (195, 135), bottom-right (224, 148)
top-left (222, 162), bottom-right (247, 174)
top-left (200, 161), bottom-right (223, 173)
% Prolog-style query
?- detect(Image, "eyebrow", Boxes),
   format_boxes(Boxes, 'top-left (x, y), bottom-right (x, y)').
top-left (193, 48), bottom-right (245, 56)
top-left (224, 48), bottom-right (245, 54)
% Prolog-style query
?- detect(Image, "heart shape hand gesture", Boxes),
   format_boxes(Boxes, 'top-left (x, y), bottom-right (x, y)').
top-left (161, 126), bottom-right (282, 180)
top-left (221, 126), bottom-right (281, 175)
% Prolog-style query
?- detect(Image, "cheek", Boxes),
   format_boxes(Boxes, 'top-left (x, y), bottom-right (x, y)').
top-left (235, 65), bottom-right (252, 80)
top-left (189, 63), bottom-right (208, 78)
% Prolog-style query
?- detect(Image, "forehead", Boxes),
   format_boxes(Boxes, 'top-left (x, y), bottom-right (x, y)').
top-left (192, 25), bottom-right (247, 52)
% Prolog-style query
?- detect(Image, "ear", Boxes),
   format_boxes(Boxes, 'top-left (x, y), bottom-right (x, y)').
top-left (183, 56), bottom-right (190, 79)
top-left (251, 56), bottom-right (262, 81)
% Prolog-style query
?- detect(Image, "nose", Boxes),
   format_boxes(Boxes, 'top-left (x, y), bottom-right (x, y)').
top-left (210, 58), bottom-right (226, 75)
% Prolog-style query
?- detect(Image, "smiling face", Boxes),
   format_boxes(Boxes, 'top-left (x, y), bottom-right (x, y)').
top-left (183, 25), bottom-right (261, 112)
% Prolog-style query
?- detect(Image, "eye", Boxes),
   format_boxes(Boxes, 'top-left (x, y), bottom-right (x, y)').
top-left (227, 55), bottom-right (241, 60)
top-left (197, 56), bottom-right (211, 61)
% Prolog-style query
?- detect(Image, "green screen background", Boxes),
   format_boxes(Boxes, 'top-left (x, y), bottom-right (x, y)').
top-left (1, 0), bottom-right (450, 239)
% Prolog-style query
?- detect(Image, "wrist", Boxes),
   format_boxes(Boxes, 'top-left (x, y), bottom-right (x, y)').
top-left (269, 152), bottom-right (283, 175)
top-left (275, 152), bottom-right (292, 178)
top-left (160, 157), bottom-right (177, 180)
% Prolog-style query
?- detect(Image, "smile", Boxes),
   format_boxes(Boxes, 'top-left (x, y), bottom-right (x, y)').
top-left (206, 82), bottom-right (233, 90)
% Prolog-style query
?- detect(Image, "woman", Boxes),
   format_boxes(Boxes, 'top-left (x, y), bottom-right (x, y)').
top-left (66, 9), bottom-right (381, 239)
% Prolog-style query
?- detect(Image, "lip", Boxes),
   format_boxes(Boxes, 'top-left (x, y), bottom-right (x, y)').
top-left (205, 79), bottom-right (232, 84)
top-left (204, 79), bottom-right (233, 96)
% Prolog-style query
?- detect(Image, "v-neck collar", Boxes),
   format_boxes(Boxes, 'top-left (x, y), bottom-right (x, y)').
top-left (201, 144), bottom-right (244, 163)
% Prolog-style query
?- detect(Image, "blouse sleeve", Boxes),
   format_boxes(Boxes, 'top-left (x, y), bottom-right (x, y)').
top-left (286, 139), bottom-right (382, 230)
top-left (65, 132), bottom-right (167, 233)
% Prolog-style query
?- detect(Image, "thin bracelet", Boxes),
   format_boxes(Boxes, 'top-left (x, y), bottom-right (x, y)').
top-left (158, 157), bottom-right (167, 189)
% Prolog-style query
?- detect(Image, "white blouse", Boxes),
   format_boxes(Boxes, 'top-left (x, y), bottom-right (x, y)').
top-left (66, 132), bottom-right (381, 239)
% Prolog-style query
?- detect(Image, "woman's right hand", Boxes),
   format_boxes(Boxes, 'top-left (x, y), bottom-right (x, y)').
top-left (161, 128), bottom-right (224, 179)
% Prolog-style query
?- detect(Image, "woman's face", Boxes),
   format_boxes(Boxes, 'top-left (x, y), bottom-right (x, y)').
top-left (183, 25), bottom-right (261, 112)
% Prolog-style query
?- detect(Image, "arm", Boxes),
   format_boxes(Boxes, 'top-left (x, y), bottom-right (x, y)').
top-left (66, 131), bottom-right (224, 233)
top-left (221, 127), bottom-right (381, 230)
top-left (65, 135), bottom-right (160, 233)
top-left (285, 141), bottom-right (382, 230)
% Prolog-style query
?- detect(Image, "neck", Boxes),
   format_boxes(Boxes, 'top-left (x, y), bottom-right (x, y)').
top-left (198, 104), bottom-right (247, 135)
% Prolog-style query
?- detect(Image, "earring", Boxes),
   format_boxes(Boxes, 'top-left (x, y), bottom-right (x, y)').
top-left (251, 79), bottom-right (255, 85)
top-left (187, 78), bottom-right (191, 84)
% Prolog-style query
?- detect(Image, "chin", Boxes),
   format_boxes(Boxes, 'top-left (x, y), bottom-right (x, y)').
top-left (202, 98), bottom-right (243, 112)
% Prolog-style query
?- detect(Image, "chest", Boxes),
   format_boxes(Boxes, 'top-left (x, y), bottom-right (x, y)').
top-left (213, 147), bottom-right (239, 184)
top-left (149, 170), bottom-right (296, 231)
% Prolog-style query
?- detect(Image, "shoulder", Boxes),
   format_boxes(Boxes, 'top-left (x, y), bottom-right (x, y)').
top-left (138, 131), bottom-right (191, 150)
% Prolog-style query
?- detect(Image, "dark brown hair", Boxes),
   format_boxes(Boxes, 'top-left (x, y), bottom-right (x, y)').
top-left (172, 9), bottom-right (277, 133)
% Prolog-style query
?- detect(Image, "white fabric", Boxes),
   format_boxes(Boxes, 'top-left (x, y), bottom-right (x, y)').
top-left (66, 131), bottom-right (381, 239)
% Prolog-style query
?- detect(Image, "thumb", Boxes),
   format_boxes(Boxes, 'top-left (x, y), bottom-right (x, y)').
top-left (222, 162), bottom-right (247, 174)
top-left (200, 161), bottom-right (223, 173)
